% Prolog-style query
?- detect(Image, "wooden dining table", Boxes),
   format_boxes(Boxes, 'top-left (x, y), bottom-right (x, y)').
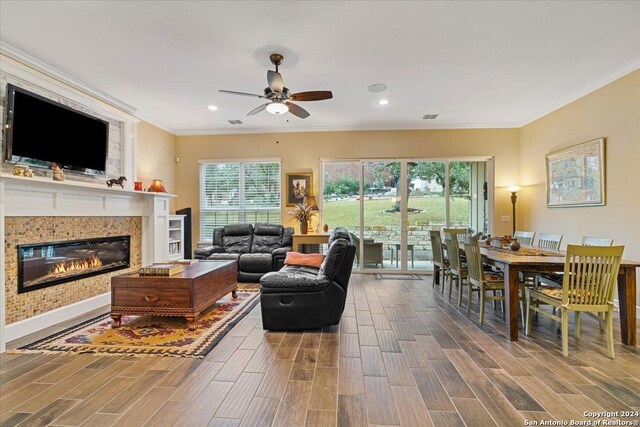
top-left (438, 242), bottom-right (640, 345)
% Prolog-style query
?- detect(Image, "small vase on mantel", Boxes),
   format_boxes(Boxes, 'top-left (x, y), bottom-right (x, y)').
top-left (300, 222), bottom-right (308, 235)
top-left (509, 239), bottom-right (521, 251)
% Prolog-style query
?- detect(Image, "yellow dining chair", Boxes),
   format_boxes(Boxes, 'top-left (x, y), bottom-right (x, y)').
top-left (444, 233), bottom-right (468, 307)
top-left (429, 230), bottom-right (449, 293)
top-left (514, 230), bottom-right (535, 246)
top-left (463, 235), bottom-right (507, 324)
top-left (536, 236), bottom-right (615, 329)
top-left (525, 245), bottom-right (624, 358)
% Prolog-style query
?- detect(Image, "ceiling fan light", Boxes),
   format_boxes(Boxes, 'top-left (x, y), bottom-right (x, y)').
top-left (266, 102), bottom-right (289, 115)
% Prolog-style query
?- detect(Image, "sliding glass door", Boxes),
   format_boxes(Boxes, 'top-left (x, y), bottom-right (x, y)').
top-left (362, 161), bottom-right (401, 270)
top-left (321, 158), bottom-right (491, 273)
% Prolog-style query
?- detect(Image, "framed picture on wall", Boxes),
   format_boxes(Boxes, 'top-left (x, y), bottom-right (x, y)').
top-left (546, 138), bottom-right (605, 208)
top-left (286, 173), bottom-right (313, 206)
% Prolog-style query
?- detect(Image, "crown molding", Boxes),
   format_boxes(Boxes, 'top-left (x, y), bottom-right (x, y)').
top-left (517, 58), bottom-right (640, 127)
top-left (134, 111), bottom-right (178, 135)
top-left (0, 42), bottom-right (140, 116)
top-left (175, 121), bottom-right (521, 136)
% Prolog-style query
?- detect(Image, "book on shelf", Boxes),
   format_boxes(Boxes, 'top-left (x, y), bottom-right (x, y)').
top-left (138, 263), bottom-right (184, 276)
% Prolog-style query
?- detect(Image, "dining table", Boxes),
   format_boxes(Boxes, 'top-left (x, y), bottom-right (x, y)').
top-left (448, 242), bottom-right (640, 346)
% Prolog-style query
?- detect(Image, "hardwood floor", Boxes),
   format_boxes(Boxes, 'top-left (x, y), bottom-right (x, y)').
top-left (1, 275), bottom-right (639, 426)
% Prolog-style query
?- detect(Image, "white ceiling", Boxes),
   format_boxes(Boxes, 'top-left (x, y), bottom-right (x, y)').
top-left (1, 1), bottom-right (640, 135)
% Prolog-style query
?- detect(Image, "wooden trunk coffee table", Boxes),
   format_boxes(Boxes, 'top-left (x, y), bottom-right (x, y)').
top-left (110, 260), bottom-right (237, 330)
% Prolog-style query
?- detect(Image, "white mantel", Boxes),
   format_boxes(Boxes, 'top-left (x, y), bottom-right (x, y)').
top-left (0, 173), bottom-right (176, 351)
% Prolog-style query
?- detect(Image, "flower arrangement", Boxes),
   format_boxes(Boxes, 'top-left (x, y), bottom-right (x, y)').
top-left (289, 203), bottom-right (317, 234)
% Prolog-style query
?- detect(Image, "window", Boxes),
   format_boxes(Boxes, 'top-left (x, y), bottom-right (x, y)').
top-left (199, 160), bottom-right (281, 241)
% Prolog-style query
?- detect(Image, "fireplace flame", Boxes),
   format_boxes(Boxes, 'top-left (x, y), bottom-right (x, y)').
top-left (50, 255), bottom-right (103, 275)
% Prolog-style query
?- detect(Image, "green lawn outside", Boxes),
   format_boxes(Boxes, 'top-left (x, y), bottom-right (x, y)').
top-left (322, 196), bottom-right (471, 229)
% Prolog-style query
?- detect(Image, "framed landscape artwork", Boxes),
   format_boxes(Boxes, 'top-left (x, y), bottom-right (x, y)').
top-left (286, 173), bottom-right (312, 206)
top-left (546, 138), bottom-right (605, 208)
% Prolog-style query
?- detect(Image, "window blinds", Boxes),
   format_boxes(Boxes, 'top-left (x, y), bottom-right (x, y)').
top-left (199, 161), bottom-right (281, 241)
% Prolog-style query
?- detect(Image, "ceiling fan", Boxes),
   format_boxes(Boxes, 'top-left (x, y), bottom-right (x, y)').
top-left (219, 54), bottom-right (333, 119)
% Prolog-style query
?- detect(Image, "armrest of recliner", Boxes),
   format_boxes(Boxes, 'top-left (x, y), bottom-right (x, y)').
top-left (272, 246), bottom-right (292, 256)
top-left (271, 246), bottom-right (292, 271)
top-left (193, 245), bottom-right (224, 259)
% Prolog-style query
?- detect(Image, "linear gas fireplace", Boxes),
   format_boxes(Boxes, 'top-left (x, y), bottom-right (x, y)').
top-left (17, 236), bottom-right (130, 293)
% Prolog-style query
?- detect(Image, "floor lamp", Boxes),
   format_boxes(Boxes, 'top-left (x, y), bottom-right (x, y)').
top-left (508, 186), bottom-right (521, 235)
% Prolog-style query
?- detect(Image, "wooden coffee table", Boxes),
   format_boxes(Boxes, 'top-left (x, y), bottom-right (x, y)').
top-left (110, 260), bottom-right (237, 330)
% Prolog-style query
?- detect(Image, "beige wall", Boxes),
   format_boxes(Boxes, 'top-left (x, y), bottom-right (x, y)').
top-left (519, 69), bottom-right (640, 307)
top-left (136, 121), bottom-right (178, 211)
top-left (175, 128), bottom-right (521, 242)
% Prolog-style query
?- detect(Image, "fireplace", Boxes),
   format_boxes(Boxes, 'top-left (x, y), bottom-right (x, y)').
top-left (17, 236), bottom-right (130, 293)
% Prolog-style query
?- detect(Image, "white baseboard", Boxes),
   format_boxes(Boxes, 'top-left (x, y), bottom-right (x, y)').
top-left (4, 292), bottom-right (111, 343)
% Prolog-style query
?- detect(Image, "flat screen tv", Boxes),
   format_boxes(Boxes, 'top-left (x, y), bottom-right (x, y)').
top-left (4, 84), bottom-right (109, 175)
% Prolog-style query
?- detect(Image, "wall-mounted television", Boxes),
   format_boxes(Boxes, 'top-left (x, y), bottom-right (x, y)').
top-left (4, 84), bottom-right (109, 175)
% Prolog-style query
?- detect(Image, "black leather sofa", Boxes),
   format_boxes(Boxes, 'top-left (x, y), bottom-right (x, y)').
top-left (194, 223), bottom-right (294, 282)
top-left (259, 227), bottom-right (356, 330)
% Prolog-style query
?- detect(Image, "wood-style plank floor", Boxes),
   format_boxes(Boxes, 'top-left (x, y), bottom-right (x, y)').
top-left (1, 275), bottom-right (639, 427)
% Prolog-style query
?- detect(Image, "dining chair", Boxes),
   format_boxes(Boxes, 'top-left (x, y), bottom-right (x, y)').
top-left (429, 230), bottom-right (449, 293)
top-left (444, 233), bottom-right (467, 307)
top-left (463, 235), bottom-right (507, 324)
top-left (525, 245), bottom-right (624, 358)
top-left (443, 228), bottom-right (468, 236)
top-left (514, 230), bottom-right (535, 246)
top-left (536, 235), bottom-right (613, 287)
top-left (536, 233), bottom-right (563, 250)
top-left (520, 233), bottom-right (563, 286)
top-left (537, 235), bottom-right (615, 328)
top-left (581, 236), bottom-right (614, 246)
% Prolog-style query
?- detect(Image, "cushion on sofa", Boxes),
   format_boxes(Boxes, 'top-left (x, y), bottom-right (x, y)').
top-left (212, 228), bottom-right (225, 246)
top-left (222, 235), bottom-right (252, 253)
top-left (260, 265), bottom-right (330, 293)
top-left (239, 253), bottom-right (273, 273)
top-left (284, 252), bottom-right (325, 269)
top-left (328, 227), bottom-right (351, 246)
top-left (224, 223), bottom-right (254, 236)
top-left (282, 227), bottom-right (294, 247)
top-left (252, 223), bottom-right (284, 253)
top-left (206, 253), bottom-right (241, 261)
top-left (220, 224), bottom-right (253, 253)
top-left (319, 238), bottom-right (350, 280)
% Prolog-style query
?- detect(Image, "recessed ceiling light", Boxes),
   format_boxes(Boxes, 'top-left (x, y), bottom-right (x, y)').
top-left (207, 105), bottom-right (219, 111)
top-left (378, 99), bottom-right (390, 106)
top-left (367, 84), bottom-right (387, 93)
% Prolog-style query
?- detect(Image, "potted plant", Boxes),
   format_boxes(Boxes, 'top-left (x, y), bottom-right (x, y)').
top-left (289, 203), bottom-right (317, 234)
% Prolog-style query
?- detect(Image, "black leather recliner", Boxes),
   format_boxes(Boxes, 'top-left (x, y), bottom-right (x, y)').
top-left (259, 227), bottom-right (356, 330)
top-left (194, 223), bottom-right (294, 282)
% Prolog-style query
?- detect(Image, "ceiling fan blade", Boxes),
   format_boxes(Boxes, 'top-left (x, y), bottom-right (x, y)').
top-left (289, 91), bottom-right (333, 102)
top-left (286, 102), bottom-right (310, 119)
top-left (219, 90), bottom-right (265, 98)
top-left (246, 103), bottom-right (269, 116)
top-left (267, 70), bottom-right (284, 93)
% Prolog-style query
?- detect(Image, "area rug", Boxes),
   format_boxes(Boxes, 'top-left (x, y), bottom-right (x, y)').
top-left (16, 290), bottom-right (260, 359)
top-left (374, 274), bottom-right (424, 280)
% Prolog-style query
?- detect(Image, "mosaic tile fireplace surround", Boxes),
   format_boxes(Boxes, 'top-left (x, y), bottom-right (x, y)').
top-left (4, 216), bottom-right (142, 324)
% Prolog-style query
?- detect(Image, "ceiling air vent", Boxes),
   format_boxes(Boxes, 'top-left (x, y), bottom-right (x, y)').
top-left (422, 114), bottom-right (439, 120)
top-left (228, 120), bottom-right (243, 125)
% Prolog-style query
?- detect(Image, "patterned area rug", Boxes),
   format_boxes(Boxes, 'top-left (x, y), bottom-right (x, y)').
top-left (374, 274), bottom-right (424, 280)
top-left (16, 290), bottom-right (260, 358)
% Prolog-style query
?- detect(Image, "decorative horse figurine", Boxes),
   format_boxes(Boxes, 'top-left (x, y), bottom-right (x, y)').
top-left (106, 176), bottom-right (127, 189)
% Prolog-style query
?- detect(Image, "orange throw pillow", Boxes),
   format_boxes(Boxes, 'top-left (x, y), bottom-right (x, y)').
top-left (284, 252), bottom-right (325, 268)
